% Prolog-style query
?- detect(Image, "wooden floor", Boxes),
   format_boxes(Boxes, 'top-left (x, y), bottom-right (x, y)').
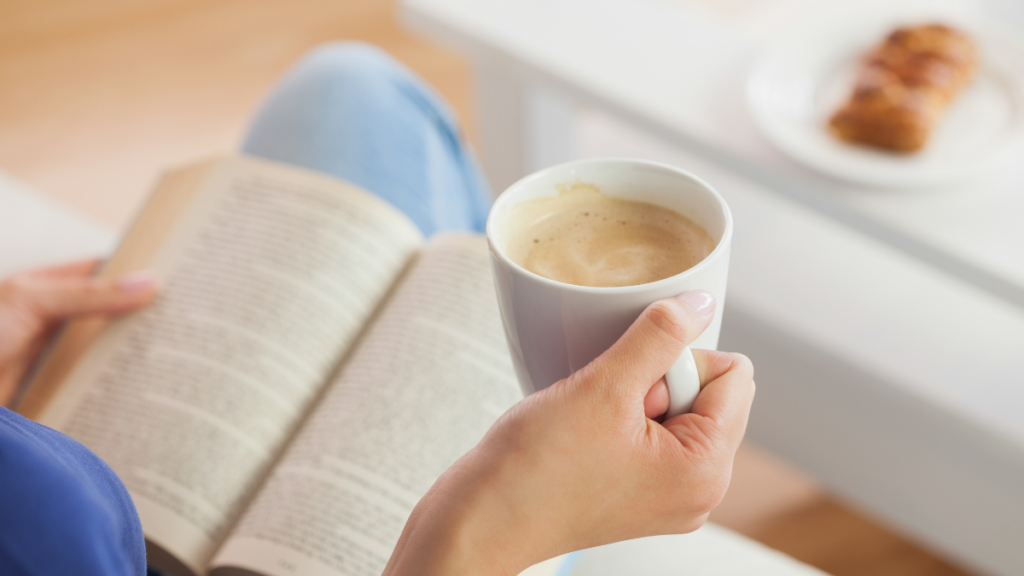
top-left (748, 499), bottom-right (975, 576)
top-left (0, 0), bottom-right (474, 227)
top-left (0, 1), bottom-right (978, 575)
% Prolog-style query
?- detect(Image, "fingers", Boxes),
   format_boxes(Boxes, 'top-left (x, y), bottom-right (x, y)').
top-left (8, 270), bottom-right (159, 320)
top-left (26, 259), bottom-right (102, 278)
top-left (643, 349), bottom-right (750, 419)
top-left (689, 348), bottom-right (748, 393)
top-left (585, 291), bottom-right (716, 398)
top-left (643, 378), bottom-right (669, 418)
top-left (668, 351), bottom-right (755, 450)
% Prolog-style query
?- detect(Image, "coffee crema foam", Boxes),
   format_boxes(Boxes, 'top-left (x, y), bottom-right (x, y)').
top-left (505, 183), bottom-right (715, 287)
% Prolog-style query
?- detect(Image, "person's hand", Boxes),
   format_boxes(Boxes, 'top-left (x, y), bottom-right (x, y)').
top-left (0, 260), bottom-right (158, 407)
top-left (384, 291), bottom-right (754, 576)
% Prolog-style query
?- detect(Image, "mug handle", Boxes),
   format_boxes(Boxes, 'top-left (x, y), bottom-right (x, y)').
top-left (664, 347), bottom-right (700, 418)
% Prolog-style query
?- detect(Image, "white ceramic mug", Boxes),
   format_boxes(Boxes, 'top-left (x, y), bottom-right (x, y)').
top-left (487, 158), bottom-right (733, 418)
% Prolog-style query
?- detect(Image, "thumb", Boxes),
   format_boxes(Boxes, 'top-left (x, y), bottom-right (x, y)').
top-left (13, 270), bottom-right (158, 320)
top-left (583, 291), bottom-right (716, 399)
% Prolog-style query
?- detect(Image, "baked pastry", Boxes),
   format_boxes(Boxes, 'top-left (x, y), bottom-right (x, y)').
top-left (829, 24), bottom-right (977, 152)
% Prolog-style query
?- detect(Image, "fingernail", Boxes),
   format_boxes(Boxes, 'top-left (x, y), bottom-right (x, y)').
top-left (676, 290), bottom-right (715, 318)
top-left (118, 271), bottom-right (157, 294)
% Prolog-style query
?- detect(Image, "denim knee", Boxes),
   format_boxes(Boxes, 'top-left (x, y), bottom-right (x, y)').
top-left (294, 42), bottom-right (403, 91)
top-left (242, 41), bottom-right (491, 235)
top-left (285, 41), bottom-right (456, 127)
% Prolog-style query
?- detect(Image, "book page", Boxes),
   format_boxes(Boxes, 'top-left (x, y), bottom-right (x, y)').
top-left (17, 160), bottom-right (216, 417)
top-left (209, 234), bottom-right (525, 576)
top-left (30, 156), bottom-right (423, 576)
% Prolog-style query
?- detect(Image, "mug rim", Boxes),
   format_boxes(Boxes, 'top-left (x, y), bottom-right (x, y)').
top-left (486, 157), bottom-right (734, 295)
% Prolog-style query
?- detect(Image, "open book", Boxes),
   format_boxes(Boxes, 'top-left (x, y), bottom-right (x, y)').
top-left (18, 156), bottom-right (567, 576)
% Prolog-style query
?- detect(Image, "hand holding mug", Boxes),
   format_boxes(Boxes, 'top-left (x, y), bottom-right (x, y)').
top-left (383, 292), bottom-right (755, 576)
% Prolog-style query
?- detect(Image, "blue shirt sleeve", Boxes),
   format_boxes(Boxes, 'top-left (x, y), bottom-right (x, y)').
top-left (0, 406), bottom-right (146, 576)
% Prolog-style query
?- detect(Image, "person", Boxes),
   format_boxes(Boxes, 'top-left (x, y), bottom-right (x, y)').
top-left (0, 42), bottom-right (754, 576)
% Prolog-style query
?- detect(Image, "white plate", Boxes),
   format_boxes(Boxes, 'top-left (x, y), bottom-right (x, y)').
top-left (747, 10), bottom-right (1024, 188)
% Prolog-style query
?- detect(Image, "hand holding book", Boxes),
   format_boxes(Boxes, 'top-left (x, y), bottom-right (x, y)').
top-left (383, 292), bottom-right (756, 576)
top-left (0, 259), bottom-right (157, 407)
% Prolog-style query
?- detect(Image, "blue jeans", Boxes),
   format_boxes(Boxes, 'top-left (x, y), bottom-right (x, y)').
top-left (241, 42), bottom-right (492, 237)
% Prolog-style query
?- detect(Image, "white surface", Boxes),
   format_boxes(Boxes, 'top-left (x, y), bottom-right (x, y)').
top-left (0, 170), bottom-right (116, 277)
top-left (747, 8), bottom-right (1024, 187)
top-left (403, 0), bottom-right (1024, 300)
top-left (570, 524), bottom-right (827, 575)
top-left (580, 106), bottom-right (1024, 471)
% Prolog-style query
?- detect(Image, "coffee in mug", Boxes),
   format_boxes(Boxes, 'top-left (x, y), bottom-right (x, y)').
top-left (504, 182), bottom-right (714, 288)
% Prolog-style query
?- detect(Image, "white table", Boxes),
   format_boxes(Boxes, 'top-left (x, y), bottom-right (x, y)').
top-left (0, 170), bottom-right (115, 279)
top-left (402, 0), bottom-right (1024, 574)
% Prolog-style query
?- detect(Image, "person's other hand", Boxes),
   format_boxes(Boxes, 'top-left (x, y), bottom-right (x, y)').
top-left (0, 260), bottom-right (157, 407)
top-left (384, 291), bottom-right (754, 576)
